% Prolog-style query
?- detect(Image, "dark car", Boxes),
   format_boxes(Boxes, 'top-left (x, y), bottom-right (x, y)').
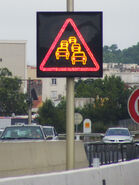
top-left (0, 124), bottom-right (46, 141)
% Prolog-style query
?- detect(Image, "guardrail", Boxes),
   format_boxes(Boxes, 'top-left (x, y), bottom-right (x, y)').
top-left (84, 142), bottom-right (139, 167)
top-left (58, 131), bottom-right (139, 141)
top-left (58, 133), bottom-right (103, 141)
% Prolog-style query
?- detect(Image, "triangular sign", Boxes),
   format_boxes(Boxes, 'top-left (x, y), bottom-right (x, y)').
top-left (39, 18), bottom-right (100, 72)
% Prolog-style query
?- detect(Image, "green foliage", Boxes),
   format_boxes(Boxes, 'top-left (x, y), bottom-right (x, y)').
top-left (0, 68), bottom-right (28, 116)
top-left (38, 76), bottom-right (133, 133)
top-left (0, 68), bottom-right (12, 77)
top-left (122, 43), bottom-right (139, 64)
top-left (75, 76), bottom-right (132, 131)
top-left (37, 98), bottom-right (66, 133)
top-left (103, 43), bottom-right (139, 64)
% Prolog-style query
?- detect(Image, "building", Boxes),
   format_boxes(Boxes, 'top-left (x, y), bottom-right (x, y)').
top-left (0, 40), bottom-right (27, 92)
top-left (27, 65), bottom-right (66, 106)
top-left (103, 63), bottom-right (139, 87)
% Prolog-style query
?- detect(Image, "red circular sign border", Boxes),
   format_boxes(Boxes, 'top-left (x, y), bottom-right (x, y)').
top-left (128, 88), bottom-right (139, 124)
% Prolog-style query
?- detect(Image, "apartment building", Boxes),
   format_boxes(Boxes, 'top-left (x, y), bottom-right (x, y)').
top-left (0, 40), bottom-right (27, 92)
top-left (27, 65), bottom-right (66, 105)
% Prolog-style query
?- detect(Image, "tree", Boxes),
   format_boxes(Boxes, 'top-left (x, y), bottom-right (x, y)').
top-left (0, 68), bottom-right (28, 116)
top-left (0, 68), bottom-right (12, 77)
top-left (103, 44), bottom-right (122, 63)
top-left (37, 98), bottom-right (66, 133)
top-left (103, 43), bottom-right (139, 64)
top-left (37, 99), bottom-right (56, 125)
top-left (121, 42), bottom-right (139, 64)
top-left (75, 76), bottom-right (132, 131)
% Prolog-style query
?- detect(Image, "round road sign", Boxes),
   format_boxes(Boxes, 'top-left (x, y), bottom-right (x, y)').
top-left (74, 113), bottom-right (83, 125)
top-left (128, 88), bottom-right (139, 124)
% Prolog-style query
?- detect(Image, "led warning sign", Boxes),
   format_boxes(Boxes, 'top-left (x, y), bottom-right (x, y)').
top-left (37, 12), bottom-right (103, 77)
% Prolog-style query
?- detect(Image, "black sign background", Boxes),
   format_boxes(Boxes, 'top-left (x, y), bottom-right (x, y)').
top-left (37, 12), bottom-right (103, 77)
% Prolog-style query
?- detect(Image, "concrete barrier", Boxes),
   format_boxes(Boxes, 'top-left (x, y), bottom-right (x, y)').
top-left (0, 140), bottom-right (88, 178)
top-left (0, 159), bottom-right (139, 185)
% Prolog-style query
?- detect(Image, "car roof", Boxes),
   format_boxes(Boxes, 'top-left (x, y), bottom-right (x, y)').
top-left (108, 127), bottom-right (129, 130)
top-left (4, 124), bottom-right (43, 128)
top-left (43, 126), bottom-right (54, 128)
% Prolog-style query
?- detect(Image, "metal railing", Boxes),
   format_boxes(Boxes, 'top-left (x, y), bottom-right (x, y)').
top-left (84, 142), bottom-right (139, 167)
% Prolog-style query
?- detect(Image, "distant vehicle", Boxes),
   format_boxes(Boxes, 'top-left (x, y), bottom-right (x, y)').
top-left (0, 124), bottom-right (46, 141)
top-left (0, 128), bottom-right (4, 137)
top-left (102, 127), bottom-right (134, 143)
top-left (69, 36), bottom-right (77, 44)
top-left (43, 126), bottom-right (58, 140)
top-left (55, 48), bottom-right (70, 60)
top-left (71, 51), bottom-right (87, 65)
top-left (60, 40), bottom-right (69, 48)
top-left (71, 43), bottom-right (81, 52)
top-left (0, 115), bottom-right (37, 129)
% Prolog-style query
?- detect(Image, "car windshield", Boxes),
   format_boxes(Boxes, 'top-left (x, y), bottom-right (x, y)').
top-left (43, 127), bottom-right (53, 136)
top-left (106, 129), bottom-right (130, 136)
top-left (0, 126), bottom-right (44, 140)
top-left (74, 53), bottom-right (84, 56)
top-left (58, 49), bottom-right (66, 52)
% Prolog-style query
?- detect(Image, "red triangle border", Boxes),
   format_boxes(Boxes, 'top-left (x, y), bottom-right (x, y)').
top-left (39, 18), bottom-right (100, 72)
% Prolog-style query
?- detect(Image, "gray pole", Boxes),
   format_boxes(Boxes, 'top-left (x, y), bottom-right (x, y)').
top-left (28, 78), bottom-right (32, 125)
top-left (66, 0), bottom-right (75, 170)
top-left (67, 0), bottom-right (74, 11)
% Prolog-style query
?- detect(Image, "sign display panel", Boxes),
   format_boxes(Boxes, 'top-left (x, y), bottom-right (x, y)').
top-left (37, 12), bottom-right (103, 77)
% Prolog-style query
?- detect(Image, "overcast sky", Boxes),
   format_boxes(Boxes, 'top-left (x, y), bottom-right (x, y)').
top-left (0, 0), bottom-right (139, 66)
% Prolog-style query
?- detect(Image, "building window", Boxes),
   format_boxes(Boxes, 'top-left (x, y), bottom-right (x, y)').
top-left (51, 91), bottom-right (57, 100)
top-left (51, 78), bottom-right (57, 85)
top-left (0, 58), bottom-right (2, 62)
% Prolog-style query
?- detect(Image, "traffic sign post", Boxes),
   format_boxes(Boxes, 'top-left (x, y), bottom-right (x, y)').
top-left (74, 112), bottom-right (83, 134)
top-left (37, 8), bottom-right (103, 171)
top-left (74, 113), bottom-right (83, 125)
top-left (83, 119), bottom-right (92, 133)
top-left (128, 88), bottom-right (139, 124)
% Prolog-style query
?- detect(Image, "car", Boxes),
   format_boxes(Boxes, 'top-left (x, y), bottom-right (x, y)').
top-left (71, 51), bottom-right (87, 65)
top-left (69, 36), bottom-right (77, 44)
top-left (102, 127), bottom-right (134, 143)
top-left (55, 47), bottom-right (70, 60)
top-left (43, 126), bottom-right (58, 140)
top-left (0, 128), bottom-right (4, 137)
top-left (60, 40), bottom-right (69, 48)
top-left (71, 43), bottom-right (81, 52)
top-left (0, 124), bottom-right (46, 141)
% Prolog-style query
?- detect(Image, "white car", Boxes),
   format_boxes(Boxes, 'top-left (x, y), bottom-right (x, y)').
top-left (0, 128), bottom-right (4, 137)
top-left (0, 125), bottom-right (46, 141)
top-left (43, 126), bottom-right (58, 140)
top-left (102, 127), bottom-right (134, 143)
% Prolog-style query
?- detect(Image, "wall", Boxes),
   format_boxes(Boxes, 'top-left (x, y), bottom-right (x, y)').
top-left (0, 140), bottom-right (88, 178)
top-left (0, 40), bottom-right (27, 92)
top-left (0, 159), bottom-right (139, 185)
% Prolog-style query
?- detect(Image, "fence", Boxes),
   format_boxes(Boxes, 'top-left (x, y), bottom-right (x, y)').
top-left (84, 142), bottom-right (139, 167)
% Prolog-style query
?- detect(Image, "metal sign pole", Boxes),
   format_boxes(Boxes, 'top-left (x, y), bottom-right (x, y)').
top-left (28, 78), bottom-right (32, 125)
top-left (66, 0), bottom-right (75, 170)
